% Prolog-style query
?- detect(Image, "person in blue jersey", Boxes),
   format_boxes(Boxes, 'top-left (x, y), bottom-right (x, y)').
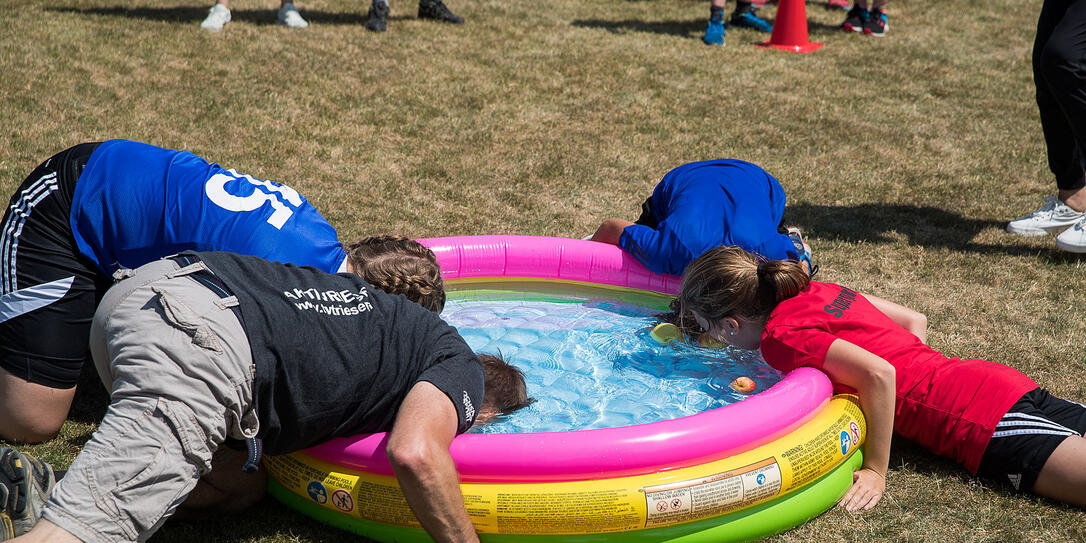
top-left (590, 159), bottom-right (814, 277)
top-left (0, 141), bottom-right (444, 444)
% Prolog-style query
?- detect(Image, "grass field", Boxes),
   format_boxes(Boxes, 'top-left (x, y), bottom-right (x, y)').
top-left (3, 0), bottom-right (1086, 540)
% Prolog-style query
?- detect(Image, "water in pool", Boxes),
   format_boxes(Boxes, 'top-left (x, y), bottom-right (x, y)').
top-left (441, 280), bottom-right (782, 434)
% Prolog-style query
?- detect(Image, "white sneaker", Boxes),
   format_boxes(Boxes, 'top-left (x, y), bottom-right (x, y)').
top-left (200, 4), bottom-right (231, 30)
top-left (1006, 196), bottom-right (1086, 237)
top-left (278, 3), bottom-right (309, 27)
top-left (1055, 216), bottom-right (1086, 253)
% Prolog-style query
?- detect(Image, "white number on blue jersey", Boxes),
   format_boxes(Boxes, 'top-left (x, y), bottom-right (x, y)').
top-left (204, 169), bottom-right (304, 229)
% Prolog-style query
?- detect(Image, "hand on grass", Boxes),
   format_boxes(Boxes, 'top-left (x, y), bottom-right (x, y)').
top-left (839, 467), bottom-right (884, 512)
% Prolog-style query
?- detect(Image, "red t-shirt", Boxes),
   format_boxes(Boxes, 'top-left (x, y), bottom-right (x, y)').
top-left (760, 281), bottom-right (1037, 473)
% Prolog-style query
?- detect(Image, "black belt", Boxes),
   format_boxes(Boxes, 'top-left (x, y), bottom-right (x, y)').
top-left (168, 254), bottom-right (262, 472)
top-left (168, 254), bottom-right (244, 327)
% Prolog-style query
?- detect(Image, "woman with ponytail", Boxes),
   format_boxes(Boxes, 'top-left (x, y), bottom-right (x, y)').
top-left (679, 246), bottom-right (1086, 511)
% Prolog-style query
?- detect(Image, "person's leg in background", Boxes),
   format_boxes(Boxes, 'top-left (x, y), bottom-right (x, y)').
top-left (703, 0), bottom-right (727, 45)
top-left (201, 0), bottom-right (309, 31)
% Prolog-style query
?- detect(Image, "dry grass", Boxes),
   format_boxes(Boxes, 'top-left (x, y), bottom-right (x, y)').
top-left (3, 0), bottom-right (1085, 540)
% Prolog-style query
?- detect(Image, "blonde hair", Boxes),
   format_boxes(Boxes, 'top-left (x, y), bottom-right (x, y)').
top-left (345, 234), bottom-right (446, 313)
top-left (679, 246), bottom-right (809, 323)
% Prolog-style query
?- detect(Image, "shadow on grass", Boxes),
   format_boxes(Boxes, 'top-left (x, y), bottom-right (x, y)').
top-left (886, 437), bottom-right (1062, 506)
top-left (783, 203), bottom-right (1080, 260)
top-left (67, 362), bottom-right (109, 427)
top-left (45, 5), bottom-right (368, 26)
top-left (155, 496), bottom-right (382, 543)
top-left (571, 17), bottom-right (703, 38)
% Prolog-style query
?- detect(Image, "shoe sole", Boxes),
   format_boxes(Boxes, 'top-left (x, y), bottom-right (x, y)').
top-left (864, 22), bottom-right (888, 36)
top-left (0, 451), bottom-right (30, 517)
top-left (842, 23), bottom-right (862, 32)
top-left (1055, 238), bottom-right (1086, 253)
top-left (0, 512), bottom-right (13, 539)
top-left (1006, 223), bottom-right (1075, 237)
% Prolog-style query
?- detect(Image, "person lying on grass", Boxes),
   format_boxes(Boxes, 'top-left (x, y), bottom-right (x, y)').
top-left (0, 251), bottom-right (530, 542)
top-left (0, 138), bottom-right (443, 445)
top-left (677, 246), bottom-right (1086, 510)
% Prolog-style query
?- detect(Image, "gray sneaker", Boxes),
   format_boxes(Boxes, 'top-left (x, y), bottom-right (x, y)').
top-left (277, 2), bottom-right (309, 28)
top-left (1006, 196), bottom-right (1086, 237)
top-left (0, 449), bottom-right (55, 540)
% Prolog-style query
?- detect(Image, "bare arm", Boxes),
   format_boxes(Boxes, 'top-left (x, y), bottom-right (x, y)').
top-left (590, 218), bottom-right (634, 245)
top-left (822, 339), bottom-right (896, 511)
top-left (12, 520), bottom-right (82, 543)
top-left (385, 381), bottom-right (479, 543)
top-left (864, 294), bottom-right (928, 343)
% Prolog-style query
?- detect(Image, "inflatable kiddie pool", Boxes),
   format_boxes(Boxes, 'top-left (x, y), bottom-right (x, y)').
top-left (264, 235), bottom-right (866, 542)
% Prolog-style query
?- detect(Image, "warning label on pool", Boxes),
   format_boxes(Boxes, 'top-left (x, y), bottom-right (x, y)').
top-left (642, 458), bottom-right (782, 527)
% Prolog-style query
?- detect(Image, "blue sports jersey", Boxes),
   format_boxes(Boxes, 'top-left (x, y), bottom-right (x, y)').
top-left (618, 159), bottom-right (797, 276)
top-left (70, 140), bottom-right (346, 275)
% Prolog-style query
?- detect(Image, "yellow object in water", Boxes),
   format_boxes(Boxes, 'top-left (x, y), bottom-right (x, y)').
top-left (649, 322), bottom-right (683, 343)
top-left (698, 333), bottom-right (725, 348)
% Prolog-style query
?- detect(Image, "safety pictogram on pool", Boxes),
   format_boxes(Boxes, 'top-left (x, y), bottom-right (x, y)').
top-left (331, 489), bottom-right (355, 513)
top-left (307, 481), bottom-right (327, 504)
top-left (644, 457), bottom-right (782, 527)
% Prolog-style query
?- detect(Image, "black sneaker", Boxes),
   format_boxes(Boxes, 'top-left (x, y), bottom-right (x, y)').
top-left (418, 0), bottom-right (463, 24)
top-left (364, 1), bottom-right (389, 32)
top-left (842, 5), bottom-right (867, 32)
top-left (863, 8), bottom-right (887, 36)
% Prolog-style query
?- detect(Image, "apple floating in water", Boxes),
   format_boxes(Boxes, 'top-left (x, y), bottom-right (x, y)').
top-left (730, 376), bottom-right (756, 393)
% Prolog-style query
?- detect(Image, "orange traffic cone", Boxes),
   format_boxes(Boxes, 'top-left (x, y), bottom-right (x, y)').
top-left (756, 0), bottom-right (823, 53)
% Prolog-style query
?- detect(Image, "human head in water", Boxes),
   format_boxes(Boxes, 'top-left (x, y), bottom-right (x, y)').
top-left (678, 246), bottom-right (809, 350)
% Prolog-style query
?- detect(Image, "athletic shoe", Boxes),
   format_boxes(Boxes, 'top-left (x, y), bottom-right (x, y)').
top-left (1055, 216), bottom-right (1086, 253)
top-left (842, 5), bottom-right (867, 32)
top-left (786, 226), bottom-right (818, 277)
top-left (730, 10), bottom-right (772, 33)
top-left (200, 3), bottom-right (231, 30)
top-left (364, 1), bottom-right (389, 31)
top-left (277, 2), bottom-right (309, 28)
top-left (826, 0), bottom-right (850, 10)
top-left (0, 449), bottom-right (55, 540)
top-left (703, 17), bottom-right (725, 46)
top-left (418, 0), bottom-right (464, 24)
top-left (1006, 196), bottom-right (1086, 236)
top-left (786, 226), bottom-right (812, 256)
top-left (864, 8), bottom-right (887, 36)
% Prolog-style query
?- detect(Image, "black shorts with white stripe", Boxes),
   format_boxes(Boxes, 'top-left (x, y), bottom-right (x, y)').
top-left (977, 387), bottom-right (1086, 492)
top-left (0, 142), bottom-right (105, 388)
